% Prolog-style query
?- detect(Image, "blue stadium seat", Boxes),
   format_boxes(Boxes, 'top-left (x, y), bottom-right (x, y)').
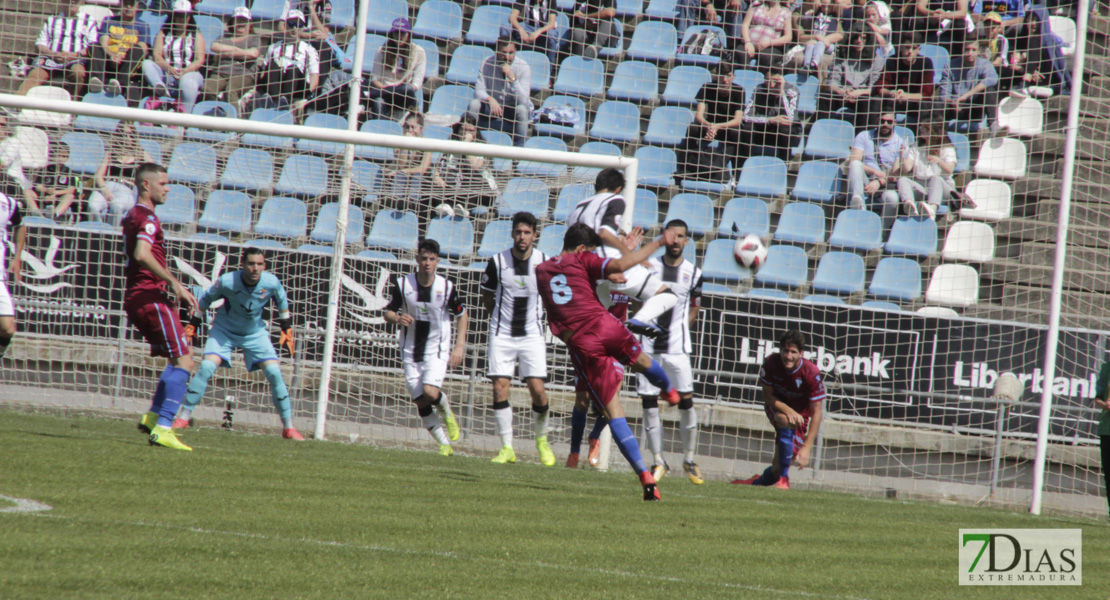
top-left (415, 39), bottom-right (441, 81)
top-left (517, 137), bottom-right (568, 177)
top-left (137, 11), bottom-right (166, 48)
top-left (355, 120), bottom-right (402, 161)
top-left (194, 0), bottom-right (244, 17)
top-left (747, 288), bottom-right (790, 299)
top-left (479, 129), bottom-right (514, 172)
top-left (861, 300), bottom-right (902, 311)
top-left (949, 131), bottom-right (971, 173)
top-left (803, 294), bottom-right (846, 305)
top-left (734, 156), bottom-right (787, 198)
top-left (298, 113), bottom-right (348, 155)
top-left (645, 0), bottom-right (680, 19)
top-left (330, 0), bottom-right (354, 28)
top-left (533, 95), bottom-right (587, 137)
top-left (791, 161), bottom-right (844, 204)
top-left (477, 220), bottom-right (513, 258)
top-left (591, 101), bottom-right (641, 144)
top-left (632, 188), bottom-right (660, 229)
top-left (466, 5), bottom-right (512, 46)
top-left (185, 100), bottom-right (236, 143)
top-left (773, 202), bottom-right (825, 245)
top-left (662, 65), bottom-right (712, 106)
top-left (241, 108), bottom-right (295, 149)
top-left (412, 0), bottom-right (463, 41)
top-left (553, 56), bottom-right (606, 97)
top-left (248, 0), bottom-right (286, 21)
top-left (885, 217), bottom-right (938, 259)
top-left (367, 210), bottom-right (419, 250)
top-left (754, 244), bottom-right (809, 289)
top-left (311, 203), bottom-right (364, 244)
top-left (811, 251), bottom-right (866, 295)
top-left (828, 209), bottom-right (884, 253)
top-left (255, 197), bottom-right (308, 239)
top-left (220, 148), bottom-right (274, 193)
top-left (358, 249), bottom-right (399, 261)
top-left (718, 197), bottom-right (770, 239)
top-left (643, 106), bottom-right (693, 147)
top-left (368, 0), bottom-right (410, 35)
top-left (426, 85), bottom-right (474, 123)
top-left (426, 216), bottom-right (475, 258)
top-left (869, 257), bottom-right (922, 301)
top-left (275, 154), bottom-right (329, 197)
top-left (167, 143), bottom-right (218, 187)
top-left (73, 93), bottom-right (127, 132)
top-left (60, 132), bottom-right (104, 175)
top-left (444, 45), bottom-right (494, 86)
top-left (572, 141), bottom-right (621, 180)
top-left (76, 221), bottom-right (119, 233)
top-left (681, 168), bottom-right (734, 195)
top-left (608, 61), bottom-right (659, 103)
top-left (498, 178), bottom-right (550, 218)
top-left (198, 190), bottom-right (252, 234)
top-left (517, 51), bottom-right (551, 93)
top-left (554, 184), bottom-right (594, 221)
top-left (626, 21), bottom-right (677, 62)
top-left (676, 25), bottom-right (727, 67)
top-left (634, 146), bottom-right (677, 188)
top-left (194, 15), bottom-right (225, 52)
top-left (351, 161), bottom-right (381, 198)
top-left (732, 69), bottom-right (764, 101)
top-left (139, 139), bottom-right (162, 165)
top-left (598, 19), bottom-right (626, 60)
top-left (615, 0), bottom-right (644, 18)
top-left (803, 119), bottom-right (855, 161)
top-left (343, 35), bottom-right (387, 73)
top-left (663, 193), bottom-right (714, 237)
top-left (701, 239), bottom-right (750, 283)
top-left (785, 73), bottom-right (819, 114)
top-left (702, 282), bottom-right (734, 294)
top-left (246, 238), bottom-right (286, 250)
top-left (537, 224), bottom-right (567, 257)
top-left (918, 44), bottom-right (949, 84)
top-left (135, 99), bottom-right (183, 138)
top-left (297, 244), bottom-right (333, 254)
top-left (157, 184), bottom-right (195, 226)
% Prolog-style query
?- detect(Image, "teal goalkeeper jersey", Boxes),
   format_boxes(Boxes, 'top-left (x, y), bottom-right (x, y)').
top-left (197, 271), bottom-right (290, 337)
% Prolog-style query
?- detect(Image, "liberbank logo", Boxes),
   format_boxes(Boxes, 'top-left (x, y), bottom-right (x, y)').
top-left (959, 529), bottom-right (1081, 586)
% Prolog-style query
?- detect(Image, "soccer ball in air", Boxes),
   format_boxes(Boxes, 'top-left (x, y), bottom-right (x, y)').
top-left (734, 234), bottom-right (768, 269)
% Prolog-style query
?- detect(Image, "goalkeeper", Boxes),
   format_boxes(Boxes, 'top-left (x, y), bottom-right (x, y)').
top-left (174, 247), bottom-right (304, 440)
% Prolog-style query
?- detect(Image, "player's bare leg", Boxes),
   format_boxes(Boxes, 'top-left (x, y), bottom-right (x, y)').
top-left (0, 315), bottom-right (15, 362)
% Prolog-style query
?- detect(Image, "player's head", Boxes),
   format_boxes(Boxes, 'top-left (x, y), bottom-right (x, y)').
top-left (417, 238), bottom-right (441, 275)
top-left (594, 168), bottom-right (625, 194)
top-left (511, 211), bottom-right (538, 254)
top-left (662, 219), bottom-right (689, 260)
top-left (562, 223), bottom-right (601, 254)
top-left (134, 162), bottom-right (169, 205)
top-left (779, 329), bottom-right (806, 369)
top-left (242, 247), bottom-right (267, 285)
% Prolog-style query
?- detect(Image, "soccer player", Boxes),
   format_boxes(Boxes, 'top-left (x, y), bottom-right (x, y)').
top-left (173, 247), bottom-right (303, 440)
top-left (732, 329), bottom-right (826, 489)
top-left (0, 184), bottom-right (27, 363)
top-left (124, 163), bottom-right (199, 451)
top-left (635, 219), bottom-right (705, 485)
top-left (536, 223), bottom-right (680, 500)
top-left (384, 239), bottom-right (469, 456)
top-left (480, 211), bottom-right (555, 466)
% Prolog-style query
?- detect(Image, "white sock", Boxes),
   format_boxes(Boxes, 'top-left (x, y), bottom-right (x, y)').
top-left (177, 407), bottom-right (193, 421)
top-left (422, 412), bottom-right (450, 445)
top-left (633, 293), bottom-right (678, 323)
top-left (494, 405), bottom-right (513, 447)
top-left (643, 406), bottom-right (663, 460)
top-left (533, 407), bottom-right (549, 438)
top-left (435, 393), bottom-right (452, 418)
top-left (680, 407), bottom-right (698, 463)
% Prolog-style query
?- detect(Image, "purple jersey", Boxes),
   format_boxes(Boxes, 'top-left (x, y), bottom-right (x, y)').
top-left (535, 251), bottom-right (612, 338)
top-left (122, 203), bottom-right (168, 307)
top-left (759, 353), bottom-right (826, 416)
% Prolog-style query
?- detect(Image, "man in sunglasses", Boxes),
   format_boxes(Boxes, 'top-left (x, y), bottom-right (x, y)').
top-left (845, 104), bottom-right (913, 236)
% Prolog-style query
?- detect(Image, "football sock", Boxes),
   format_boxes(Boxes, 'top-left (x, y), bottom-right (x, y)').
top-left (569, 407), bottom-right (587, 454)
top-left (419, 404), bottom-right (450, 446)
top-left (493, 401), bottom-right (513, 447)
top-left (156, 366), bottom-right (191, 428)
top-left (608, 417), bottom-right (648, 474)
top-left (0, 334), bottom-right (11, 360)
top-left (631, 290), bottom-right (677, 323)
top-left (262, 363), bottom-right (292, 428)
top-left (776, 428), bottom-right (795, 479)
top-left (679, 405), bottom-right (698, 463)
top-left (182, 358), bottom-right (218, 413)
top-left (532, 402), bottom-right (549, 437)
top-left (433, 393), bottom-right (451, 417)
top-left (640, 359), bottom-right (672, 392)
top-left (148, 371), bottom-right (169, 417)
top-left (642, 403), bottom-right (663, 459)
top-left (589, 414), bottom-right (609, 440)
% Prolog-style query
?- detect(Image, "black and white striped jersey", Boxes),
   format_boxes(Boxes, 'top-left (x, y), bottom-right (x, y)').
top-left (386, 273), bottom-right (465, 363)
top-left (35, 12), bottom-right (99, 55)
top-left (568, 192), bottom-right (625, 259)
top-left (644, 256), bottom-right (703, 355)
top-left (0, 192), bottom-right (23, 284)
top-left (481, 248), bottom-right (547, 339)
top-left (161, 33), bottom-right (197, 70)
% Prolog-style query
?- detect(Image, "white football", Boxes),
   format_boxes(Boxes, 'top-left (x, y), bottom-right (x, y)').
top-left (734, 234), bottom-right (768, 269)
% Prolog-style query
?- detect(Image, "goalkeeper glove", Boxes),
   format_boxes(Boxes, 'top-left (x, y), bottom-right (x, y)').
top-left (278, 317), bottom-right (295, 355)
top-left (184, 314), bottom-right (203, 346)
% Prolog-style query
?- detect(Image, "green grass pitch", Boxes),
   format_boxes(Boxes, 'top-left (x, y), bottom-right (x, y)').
top-left (1, 408), bottom-right (1105, 599)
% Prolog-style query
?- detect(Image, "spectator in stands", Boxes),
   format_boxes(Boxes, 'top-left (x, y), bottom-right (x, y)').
top-left (142, 0), bottom-right (206, 112)
top-left (431, 116), bottom-right (496, 218)
top-left (243, 10), bottom-right (321, 118)
top-left (89, 0), bottom-right (149, 99)
top-left (31, 141), bottom-right (80, 220)
top-left (738, 55), bottom-right (801, 163)
top-left (280, 0), bottom-right (349, 76)
top-left (17, 0), bottom-right (100, 98)
top-left (468, 37), bottom-right (532, 147)
top-left (973, 0), bottom-right (1024, 35)
top-left (897, 122), bottom-right (955, 219)
top-left (508, 0), bottom-right (561, 65)
top-left (679, 61), bottom-right (744, 184)
top-left (996, 10), bottom-right (1049, 95)
top-left (864, 1), bottom-right (896, 58)
top-left (202, 7), bottom-right (264, 104)
top-left (820, 23), bottom-right (886, 126)
top-left (939, 33), bottom-right (998, 129)
top-left (874, 32), bottom-right (935, 125)
top-left (846, 104), bottom-right (912, 234)
top-left (914, 0), bottom-right (969, 39)
top-left (369, 18), bottom-right (426, 120)
top-left (797, 0), bottom-right (844, 72)
top-left (565, 0), bottom-right (619, 60)
top-left (739, 0), bottom-right (793, 63)
top-left (383, 112), bottom-right (433, 211)
top-left (677, 0), bottom-right (742, 38)
top-left (87, 122), bottom-right (153, 225)
top-left (980, 12), bottom-right (1009, 70)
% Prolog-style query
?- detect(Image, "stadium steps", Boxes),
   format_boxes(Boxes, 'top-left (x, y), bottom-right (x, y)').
top-left (979, 255), bottom-right (1110, 295)
top-left (994, 218), bottom-right (1110, 251)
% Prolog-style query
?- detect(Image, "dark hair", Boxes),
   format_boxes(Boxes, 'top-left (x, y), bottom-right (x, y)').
top-left (757, 53), bottom-right (782, 77)
top-left (496, 35), bottom-right (515, 51)
top-left (595, 168), bottom-right (625, 193)
top-left (715, 60), bottom-right (735, 75)
top-left (134, 162), bottom-right (167, 194)
top-left (563, 223), bottom-right (601, 251)
top-left (663, 219), bottom-right (688, 235)
top-left (780, 329), bottom-right (806, 352)
top-left (896, 31), bottom-right (922, 48)
top-left (418, 238), bottom-right (440, 256)
top-left (405, 112), bottom-right (425, 128)
top-left (243, 246), bottom-right (266, 263)
top-left (450, 114), bottom-right (478, 140)
top-left (511, 211), bottom-right (538, 232)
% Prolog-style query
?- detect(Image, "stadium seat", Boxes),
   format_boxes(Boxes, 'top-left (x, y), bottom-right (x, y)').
top-left (198, 190), bottom-right (252, 234)
top-left (297, 243), bottom-right (333, 254)
top-left (330, 0), bottom-right (355, 28)
top-left (734, 156), bottom-right (787, 198)
top-left (241, 108), bottom-right (295, 149)
top-left (572, 141), bottom-right (621, 180)
top-left (134, 98), bottom-right (179, 138)
top-left (773, 202), bottom-right (826, 245)
top-left (664, 193), bottom-right (714, 237)
top-left (868, 257), bottom-right (922, 302)
top-left (368, 0), bottom-right (409, 35)
top-left (415, 39), bottom-right (441, 82)
top-left (533, 95), bottom-right (588, 138)
top-left (139, 138), bottom-right (162, 165)
top-left (948, 131), bottom-right (971, 173)
top-left (426, 216), bottom-right (475, 258)
top-left (731, 69), bottom-right (764, 102)
top-left (700, 239), bottom-right (750, 283)
top-left (517, 137), bottom-right (568, 177)
top-left (193, 0), bottom-right (244, 17)
top-left (311, 203), bottom-right (364, 245)
top-left (444, 45), bottom-right (494, 86)
top-left (220, 148), bottom-right (274, 193)
top-left (917, 305), bottom-right (959, 317)
top-left (973, 137), bottom-right (1027, 179)
top-left (255, 197), bottom-right (308, 239)
top-left (615, 0), bottom-right (644, 18)
top-left (357, 249), bottom-right (399, 261)
top-left (466, 4), bottom-right (512, 46)
top-left (803, 119), bottom-right (855, 161)
top-left (645, 0), bottom-right (680, 19)
top-left (246, 238), bottom-right (286, 250)
top-left (997, 96), bottom-right (1044, 137)
top-left (918, 44), bottom-right (949, 83)
top-left (167, 143), bottom-right (218, 187)
top-left (248, 0), bottom-right (286, 21)
top-left (275, 154), bottom-right (329, 197)
top-left (186, 101), bottom-right (237, 143)
top-left (157, 185), bottom-right (195, 226)
top-left (632, 188), bottom-right (660, 229)
top-left (702, 282), bottom-right (734, 294)
top-left (479, 129), bottom-right (514, 172)
top-left (925, 264), bottom-right (979, 307)
top-left (885, 217), bottom-right (938, 258)
top-left (676, 25), bottom-right (727, 67)
top-left (590, 101), bottom-right (642, 144)
top-left (960, 179), bottom-right (1012, 221)
top-left (941, 221), bottom-right (995, 263)
top-left (73, 92), bottom-right (127, 132)
top-left (754, 244), bottom-right (809, 289)
top-left (662, 65), bottom-right (711, 106)
top-left (76, 221), bottom-right (119, 233)
top-left (60, 132), bottom-right (104, 175)
top-left (553, 56), bottom-right (606, 97)
top-left (498, 178), bottom-right (550, 218)
top-left (861, 300), bottom-right (902, 311)
top-left (634, 146), bottom-right (677, 187)
top-left (608, 61), bottom-right (660, 103)
top-left (412, 0), bottom-right (463, 41)
top-left (1049, 15), bottom-right (1076, 55)
top-left (343, 35), bottom-right (387, 73)
top-left (894, 125), bottom-right (916, 148)
top-left (718, 197), bottom-right (771, 239)
top-left (828, 209), bottom-right (883, 253)
top-left (355, 120), bottom-right (402, 161)
top-left (18, 86), bottom-right (72, 127)
top-left (137, 10), bottom-right (167, 47)
top-left (811, 251), bottom-right (866, 295)
top-left (10, 127), bottom-right (49, 169)
top-left (553, 184), bottom-right (594, 221)
top-left (680, 167), bottom-right (734, 195)
top-left (298, 113), bottom-right (348, 155)
top-left (803, 294), bottom-right (846, 305)
top-left (477, 220), bottom-right (513, 258)
top-left (367, 210), bottom-right (419, 250)
top-left (194, 15), bottom-right (225, 52)
top-left (537, 224), bottom-right (567, 257)
top-left (747, 288), bottom-right (789, 299)
top-left (626, 20), bottom-right (677, 62)
top-left (785, 73), bottom-right (819, 114)
top-left (426, 85), bottom-right (474, 125)
top-left (791, 161), bottom-right (843, 204)
top-left (351, 161), bottom-right (382, 198)
top-left (643, 106), bottom-right (694, 147)
top-left (517, 50), bottom-right (551, 93)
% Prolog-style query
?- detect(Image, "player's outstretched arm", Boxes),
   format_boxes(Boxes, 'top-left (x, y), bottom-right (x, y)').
top-left (10, 223), bottom-right (26, 284)
top-left (450, 311), bottom-right (469, 369)
top-left (133, 239), bottom-right (198, 314)
top-left (606, 229), bottom-right (677, 275)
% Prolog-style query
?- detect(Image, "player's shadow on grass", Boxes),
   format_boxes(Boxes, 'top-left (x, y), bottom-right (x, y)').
top-left (17, 430), bottom-right (85, 440)
top-left (441, 471), bottom-right (482, 482)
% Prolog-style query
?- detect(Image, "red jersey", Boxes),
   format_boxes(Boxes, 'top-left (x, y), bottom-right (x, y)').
top-left (759, 353), bottom-right (826, 416)
top-left (535, 251), bottom-right (613, 338)
top-left (122, 202), bottom-right (168, 306)
top-left (607, 292), bottom-right (629, 322)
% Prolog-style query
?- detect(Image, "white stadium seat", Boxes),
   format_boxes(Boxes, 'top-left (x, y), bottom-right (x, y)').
top-left (17, 86), bottom-right (73, 128)
top-left (960, 179), bottom-right (1012, 222)
top-left (916, 305), bottom-right (960, 317)
top-left (973, 137), bottom-right (1026, 180)
top-left (13, 126), bottom-right (50, 169)
top-left (997, 96), bottom-right (1044, 137)
top-left (941, 221), bottom-right (996, 263)
top-left (1049, 16), bottom-right (1076, 56)
top-left (925, 264), bottom-right (980, 308)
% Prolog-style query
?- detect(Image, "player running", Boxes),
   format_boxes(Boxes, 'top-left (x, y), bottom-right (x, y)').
top-left (0, 185), bottom-right (26, 363)
top-left (732, 329), bottom-right (826, 490)
top-left (124, 163), bottom-right (199, 451)
top-left (536, 223), bottom-right (680, 500)
top-left (480, 211), bottom-right (555, 466)
top-left (173, 247), bottom-right (304, 440)
top-left (384, 239), bottom-right (469, 456)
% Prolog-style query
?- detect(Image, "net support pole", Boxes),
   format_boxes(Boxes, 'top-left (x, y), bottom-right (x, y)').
top-left (1030, 0), bottom-right (1090, 515)
top-left (314, 0), bottom-right (371, 441)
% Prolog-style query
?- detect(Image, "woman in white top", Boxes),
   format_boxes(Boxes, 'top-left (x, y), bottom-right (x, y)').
top-left (897, 122), bottom-right (957, 220)
top-left (369, 18), bottom-right (426, 120)
top-left (141, 0), bottom-right (205, 112)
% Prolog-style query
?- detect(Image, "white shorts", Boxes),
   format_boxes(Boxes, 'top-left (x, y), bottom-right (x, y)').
top-left (487, 333), bottom-right (548, 380)
top-left (404, 357), bottom-right (447, 399)
top-left (0, 281), bottom-right (12, 317)
top-left (636, 352), bottom-right (695, 396)
top-left (597, 263), bottom-right (666, 305)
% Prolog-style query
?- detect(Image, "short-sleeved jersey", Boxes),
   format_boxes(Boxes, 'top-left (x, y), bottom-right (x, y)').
top-left (481, 248), bottom-right (548, 338)
top-left (535, 251), bottom-right (612, 337)
top-left (568, 192), bottom-right (625, 259)
top-left (122, 203), bottom-right (167, 306)
top-left (198, 271), bottom-right (290, 337)
top-left (0, 192), bottom-right (23, 283)
top-left (643, 257), bottom-right (703, 355)
top-left (759, 353), bottom-right (827, 415)
top-left (386, 273), bottom-right (465, 363)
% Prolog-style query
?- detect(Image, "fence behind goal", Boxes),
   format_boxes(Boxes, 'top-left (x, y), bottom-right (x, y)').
top-left (0, 0), bottom-right (1106, 517)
